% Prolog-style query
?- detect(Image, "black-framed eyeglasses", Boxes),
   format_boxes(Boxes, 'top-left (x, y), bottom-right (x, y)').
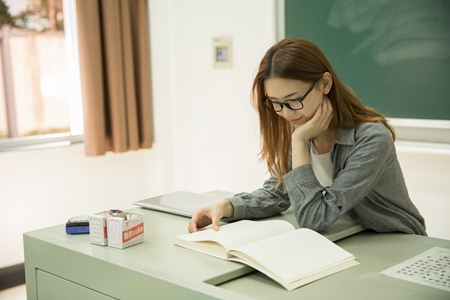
top-left (263, 81), bottom-right (317, 112)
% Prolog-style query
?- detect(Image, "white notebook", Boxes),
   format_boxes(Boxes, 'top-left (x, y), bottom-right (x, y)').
top-left (174, 220), bottom-right (359, 291)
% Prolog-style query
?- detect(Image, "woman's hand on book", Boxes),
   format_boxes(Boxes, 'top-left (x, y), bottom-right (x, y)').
top-left (188, 199), bottom-right (234, 232)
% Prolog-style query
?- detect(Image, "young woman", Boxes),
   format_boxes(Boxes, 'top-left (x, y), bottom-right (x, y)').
top-left (188, 38), bottom-right (426, 235)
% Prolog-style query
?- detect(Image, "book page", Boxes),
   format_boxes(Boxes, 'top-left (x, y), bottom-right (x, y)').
top-left (229, 228), bottom-right (356, 283)
top-left (176, 220), bottom-right (295, 251)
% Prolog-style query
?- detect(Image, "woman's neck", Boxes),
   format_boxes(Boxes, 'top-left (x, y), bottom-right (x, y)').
top-left (312, 131), bottom-right (335, 154)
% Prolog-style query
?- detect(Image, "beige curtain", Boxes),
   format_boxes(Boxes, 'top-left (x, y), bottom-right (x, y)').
top-left (75, 0), bottom-right (152, 156)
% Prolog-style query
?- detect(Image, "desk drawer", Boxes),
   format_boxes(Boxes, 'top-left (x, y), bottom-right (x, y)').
top-left (36, 269), bottom-right (114, 300)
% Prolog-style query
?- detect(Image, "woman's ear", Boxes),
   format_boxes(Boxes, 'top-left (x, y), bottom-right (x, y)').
top-left (321, 72), bottom-right (333, 95)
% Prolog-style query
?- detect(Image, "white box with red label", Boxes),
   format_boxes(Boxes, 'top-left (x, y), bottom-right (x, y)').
top-left (107, 213), bottom-right (144, 249)
top-left (88, 212), bottom-right (110, 246)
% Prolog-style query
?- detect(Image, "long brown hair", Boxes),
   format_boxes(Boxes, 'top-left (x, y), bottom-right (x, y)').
top-left (252, 38), bottom-right (395, 188)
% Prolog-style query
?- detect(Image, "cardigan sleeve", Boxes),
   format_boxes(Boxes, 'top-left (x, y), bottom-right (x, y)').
top-left (282, 125), bottom-right (394, 232)
top-left (224, 175), bottom-right (291, 222)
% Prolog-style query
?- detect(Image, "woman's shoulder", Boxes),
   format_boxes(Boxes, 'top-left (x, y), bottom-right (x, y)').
top-left (355, 121), bottom-right (391, 138)
top-left (353, 121), bottom-right (394, 149)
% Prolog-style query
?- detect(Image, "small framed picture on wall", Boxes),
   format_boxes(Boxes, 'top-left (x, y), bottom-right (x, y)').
top-left (213, 36), bottom-right (232, 68)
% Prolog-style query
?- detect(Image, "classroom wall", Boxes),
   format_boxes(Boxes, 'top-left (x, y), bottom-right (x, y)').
top-left (395, 143), bottom-right (450, 240)
top-left (0, 0), bottom-right (449, 270)
top-left (151, 0), bottom-right (274, 193)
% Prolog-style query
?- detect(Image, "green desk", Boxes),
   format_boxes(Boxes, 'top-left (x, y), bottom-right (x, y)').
top-left (24, 192), bottom-right (450, 300)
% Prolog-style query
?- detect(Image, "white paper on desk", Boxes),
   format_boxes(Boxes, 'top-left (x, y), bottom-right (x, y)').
top-left (380, 246), bottom-right (450, 292)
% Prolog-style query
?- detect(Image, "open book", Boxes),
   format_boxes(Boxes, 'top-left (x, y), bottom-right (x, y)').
top-left (174, 220), bottom-right (358, 291)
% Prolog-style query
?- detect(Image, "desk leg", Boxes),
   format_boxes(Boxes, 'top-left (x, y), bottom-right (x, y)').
top-left (23, 234), bottom-right (38, 300)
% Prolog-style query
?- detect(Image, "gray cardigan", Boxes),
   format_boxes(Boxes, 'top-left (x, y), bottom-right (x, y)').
top-left (226, 122), bottom-right (427, 235)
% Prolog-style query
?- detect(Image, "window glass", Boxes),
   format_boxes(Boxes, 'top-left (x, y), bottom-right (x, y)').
top-left (0, 53), bottom-right (7, 139)
top-left (0, 0), bottom-right (81, 145)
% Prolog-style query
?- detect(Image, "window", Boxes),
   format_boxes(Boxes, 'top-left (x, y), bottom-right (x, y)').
top-left (0, 0), bottom-right (82, 152)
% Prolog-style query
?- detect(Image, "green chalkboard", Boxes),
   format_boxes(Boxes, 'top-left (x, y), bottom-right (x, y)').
top-left (285, 0), bottom-right (450, 120)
